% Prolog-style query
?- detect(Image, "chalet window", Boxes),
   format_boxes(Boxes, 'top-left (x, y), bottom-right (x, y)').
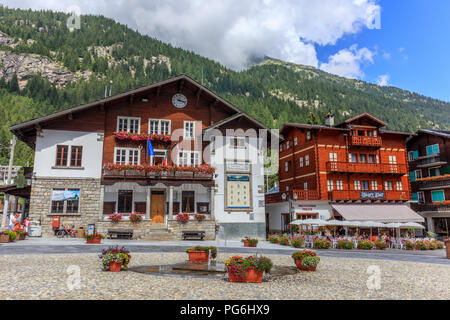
top-left (285, 161), bottom-right (289, 172)
top-left (70, 146), bottom-right (83, 167)
top-left (361, 181), bottom-right (369, 191)
top-left (230, 137), bottom-right (246, 149)
top-left (118, 190), bottom-right (133, 213)
top-left (304, 182), bottom-right (308, 190)
top-left (384, 181), bottom-right (393, 191)
top-left (388, 155), bottom-right (397, 164)
top-left (182, 191), bottom-right (195, 213)
top-left (426, 144), bottom-right (440, 156)
top-left (51, 188), bottom-right (65, 213)
top-left (286, 141), bottom-right (290, 149)
top-left (117, 117), bottom-right (140, 133)
top-left (184, 121), bottom-right (195, 139)
top-left (305, 155), bottom-right (310, 166)
top-left (178, 151), bottom-right (200, 166)
top-left (114, 148), bottom-right (140, 165)
top-left (336, 180), bottom-right (343, 190)
top-left (294, 137), bottom-right (298, 146)
top-left (368, 154), bottom-right (376, 163)
top-left (327, 180), bottom-right (334, 192)
top-left (429, 167), bottom-right (440, 177)
top-left (360, 154), bottom-right (367, 163)
top-left (373, 130), bottom-right (378, 137)
top-left (371, 181), bottom-right (378, 191)
top-left (354, 181), bottom-right (361, 191)
top-left (329, 153), bottom-right (338, 162)
top-left (306, 131), bottom-right (312, 141)
top-left (396, 181), bottom-right (403, 191)
top-left (348, 153), bottom-right (357, 163)
top-left (55, 145), bottom-right (69, 167)
top-left (415, 170), bottom-right (423, 179)
top-left (149, 119), bottom-right (171, 135)
top-left (408, 151), bottom-right (415, 161)
top-left (417, 191), bottom-right (425, 204)
top-left (151, 150), bottom-right (167, 166)
top-left (299, 157), bottom-right (304, 168)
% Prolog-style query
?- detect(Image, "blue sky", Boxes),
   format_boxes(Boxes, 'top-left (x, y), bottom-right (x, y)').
top-left (317, 0), bottom-right (450, 102)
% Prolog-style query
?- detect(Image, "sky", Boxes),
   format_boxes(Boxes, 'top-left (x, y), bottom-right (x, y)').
top-left (1, 0), bottom-right (450, 102)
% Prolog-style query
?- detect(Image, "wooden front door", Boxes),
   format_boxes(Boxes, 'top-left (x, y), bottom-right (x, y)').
top-left (150, 191), bottom-right (165, 223)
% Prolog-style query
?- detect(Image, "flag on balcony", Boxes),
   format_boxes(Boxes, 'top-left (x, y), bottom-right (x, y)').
top-left (147, 138), bottom-right (155, 157)
top-left (162, 149), bottom-right (168, 166)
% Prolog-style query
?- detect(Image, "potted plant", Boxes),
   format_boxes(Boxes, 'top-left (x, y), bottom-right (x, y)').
top-left (268, 234), bottom-right (280, 244)
top-left (279, 235), bottom-right (290, 246)
top-left (300, 256), bottom-right (321, 271)
top-left (415, 240), bottom-right (429, 250)
top-left (374, 240), bottom-right (389, 250)
top-left (0, 231), bottom-right (11, 243)
top-left (85, 233), bottom-right (105, 244)
top-left (292, 250), bottom-right (317, 271)
top-left (176, 212), bottom-right (190, 223)
top-left (186, 246), bottom-right (217, 262)
top-left (337, 239), bottom-right (354, 249)
top-left (15, 229), bottom-right (26, 240)
top-left (4, 231), bottom-right (16, 242)
top-left (129, 212), bottom-right (143, 224)
top-left (225, 256), bottom-right (248, 282)
top-left (405, 239), bottom-right (415, 250)
top-left (433, 240), bottom-right (444, 250)
top-left (241, 237), bottom-right (258, 247)
top-left (100, 246), bottom-right (131, 272)
top-left (290, 237), bottom-right (305, 248)
top-left (357, 240), bottom-right (374, 250)
top-left (314, 239), bottom-right (331, 249)
top-left (108, 212), bottom-right (123, 223)
top-left (246, 256), bottom-right (273, 283)
top-left (195, 214), bottom-right (206, 222)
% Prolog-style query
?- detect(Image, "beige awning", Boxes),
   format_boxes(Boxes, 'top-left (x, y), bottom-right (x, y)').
top-left (332, 204), bottom-right (425, 223)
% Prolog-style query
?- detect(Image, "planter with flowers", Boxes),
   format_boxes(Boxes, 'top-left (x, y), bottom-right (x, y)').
top-left (433, 240), bottom-right (444, 250)
top-left (279, 235), bottom-right (290, 246)
top-left (415, 240), bottom-right (430, 250)
top-left (268, 234), bottom-right (280, 244)
top-left (337, 239), bottom-right (354, 250)
top-left (405, 240), bottom-right (415, 250)
top-left (357, 240), bottom-right (374, 250)
top-left (0, 231), bottom-right (15, 243)
top-left (225, 256), bottom-right (273, 283)
top-left (85, 233), bottom-right (105, 244)
top-left (176, 212), bottom-right (190, 223)
top-left (374, 240), bottom-right (389, 250)
top-left (300, 256), bottom-right (321, 271)
top-left (314, 239), bottom-right (331, 249)
top-left (292, 250), bottom-right (318, 271)
top-left (114, 131), bottom-right (171, 143)
top-left (290, 237), bottom-right (305, 248)
top-left (186, 246), bottom-right (217, 263)
top-left (241, 237), bottom-right (258, 247)
top-left (100, 246), bottom-right (131, 272)
top-left (195, 214), bottom-right (206, 222)
top-left (15, 229), bottom-right (26, 240)
top-left (108, 212), bottom-right (123, 224)
top-left (129, 212), bottom-right (144, 224)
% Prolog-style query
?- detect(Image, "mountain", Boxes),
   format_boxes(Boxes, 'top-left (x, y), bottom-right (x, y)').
top-left (0, 6), bottom-right (449, 166)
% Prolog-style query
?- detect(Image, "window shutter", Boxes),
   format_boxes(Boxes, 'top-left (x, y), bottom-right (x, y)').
top-left (410, 171), bottom-right (416, 182)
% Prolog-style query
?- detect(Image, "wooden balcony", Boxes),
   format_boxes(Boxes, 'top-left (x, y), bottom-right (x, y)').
top-left (412, 175), bottom-right (450, 190)
top-left (328, 190), bottom-right (409, 201)
top-left (103, 169), bottom-right (214, 181)
top-left (349, 136), bottom-right (382, 148)
top-left (326, 162), bottom-right (408, 175)
top-left (410, 203), bottom-right (450, 213)
top-left (414, 155), bottom-right (447, 168)
top-left (265, 190), bottom-right (320, 204)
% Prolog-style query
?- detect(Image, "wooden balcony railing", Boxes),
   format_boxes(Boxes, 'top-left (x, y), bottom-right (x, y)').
top-left (412, 175), bottom-right (450, 190)
top-left (326, 162), bottom-right (408, 175)
top-left (103, 169), bottom-right (214, 180)
top-left (410, 203), bottom-right (450, 213)
top-left (413, 154), bottom-right (447, 168)
top-left (349, 136), bottom-right (382, 147)
top-left (265, 190), bottom-right (320, 204)
top-left (328, 190), bottom-right (409, 201)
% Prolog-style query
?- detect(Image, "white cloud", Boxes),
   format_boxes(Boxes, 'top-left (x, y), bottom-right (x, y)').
top-left (319, 45), bottom-right (375, 79)
top-left (376, 74), bottom-right (390, 86)
top-left (1, 0), bottom-right (380, 70)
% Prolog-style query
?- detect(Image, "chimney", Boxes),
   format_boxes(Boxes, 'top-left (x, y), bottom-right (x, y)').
top-left (325, 112), bottom-right (335, 127)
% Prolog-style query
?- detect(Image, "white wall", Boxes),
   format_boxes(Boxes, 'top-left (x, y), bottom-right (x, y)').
top-left (34, 129), bottom-right (104, 178)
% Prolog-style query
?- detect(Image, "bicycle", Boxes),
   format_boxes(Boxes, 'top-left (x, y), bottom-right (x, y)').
top-left (56, 225), bottom-right (77, 238)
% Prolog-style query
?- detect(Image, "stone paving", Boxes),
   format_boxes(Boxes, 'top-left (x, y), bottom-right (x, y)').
top-left (0, 252), bottom-right (449, 300)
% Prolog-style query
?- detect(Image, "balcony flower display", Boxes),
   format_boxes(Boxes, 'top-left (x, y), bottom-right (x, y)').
top-left (129, 212), bottom-right (144, 223)
top-left (108, 212), bottom-right (123, 223)
top-left (432, 200), bottom-right (450, 206)
top-left (114, 131), bottom-right (171, 142)
top-left (416, 174), bottom-right (450, 182)
top-left (176, 212), bottom-right (190, 223)
top-left (313, 239), bottom-right (331, 249)
top-left (103, 163), bottom-right (215, 175)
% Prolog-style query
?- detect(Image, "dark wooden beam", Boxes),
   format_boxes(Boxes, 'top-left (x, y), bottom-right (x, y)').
top-left (155, 86), bottom-right (161, 108)
top-left (209, 100), bottom-right (219, 126)
top-left (68, 113), bottom-right (73, 121)
top-left (178, 80), bottom-right (185, 93)
top-left (195, 88), bottom-right (203, 108)
top-left (99, 102), bottom-right (105, 112)
top-left (129, 94), bottom-right (135, 105)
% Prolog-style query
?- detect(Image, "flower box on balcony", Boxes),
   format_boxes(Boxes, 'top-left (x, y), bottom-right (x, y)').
top-left (175, 171), bottom-right (194, 178)
top-left (104, 170), bottom-right (124, 176)
top-left (194, 173), bottom-right (213, 179)
top-left (125, 170), bottom-right (145, 177)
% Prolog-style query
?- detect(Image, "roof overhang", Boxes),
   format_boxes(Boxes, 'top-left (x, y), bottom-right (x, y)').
top-left (332, 204), bottom-right (425, 223)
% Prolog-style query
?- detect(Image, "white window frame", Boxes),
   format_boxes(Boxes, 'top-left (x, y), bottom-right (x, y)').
top-left (396, 181), bottom-right (403, 191)
top-left (327, 180), bottom-right (334, 192)
top-left (299, 157), bottom-right (304, 168)
top-left (117, 116), bottom-right (141, 134)
top-left (305, 155), bottom-right (310, 166)
top-left (417, 191), bottom-right (425, 204)
top-left (329, 152), bottom-right (338, 162)
top-left (114, 148), bottom-right (141, 165)
top-left (371, 181), bottom-right (378, 191)
top-left (336, 180), bottom-right (343, 191)
top-left (415, 170), bottom-right (423, 179)
top-left (230, 137), bottom-right (246, 149)
top-left (178, 150), bottom-right (201, 166)
top-left (384, 181), bottom-right (393, 191)
top-left (285, 161), bottom-right (289, 172)
top-left (304, 182), bottom-right (308, 190)
top-left (294, 137), bottom-right (298, 146)
top-left (149, 119), bottom-right (171, 135)
top-left (184, 121), bottom-right (195, 140)
top-left (408, 151), bottom-right (414, 162)
top-left (354, 180), bottom-right (361, 191)
top-left (389, 155), bottom-right (397, 164)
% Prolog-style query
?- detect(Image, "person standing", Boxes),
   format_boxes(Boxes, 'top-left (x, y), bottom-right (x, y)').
top-left (23, 216), bottom-right (30, 235)
top-left (8, 213), bottom-right (17, 231)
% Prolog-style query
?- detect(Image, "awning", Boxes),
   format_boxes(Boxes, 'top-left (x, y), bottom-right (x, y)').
top-left (332, 204), bottom-right (424, 223)
top-left (0, 185), bottom-right (31, 199)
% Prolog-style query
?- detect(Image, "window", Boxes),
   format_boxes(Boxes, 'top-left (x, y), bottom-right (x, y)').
top-left (51, 189), bottom-right (80, 214)
top-left (360, 154), bottom-right (367, 163)
top-left (230, 137), bottom-right (246, 149)
top-left (285, 161), bottom-right (290, 172)
top-left (117, 117), bottom-right (140, 133)
top-left (184, 121), bottom-right (195, 139)
top-left (118, 190), bottom-right (133, 213)
top-left (294, 137), bottom-right (298, 146)
top-left (305, 155), bottom-right (310, 166)
top-left (415, 170), bottom-right (423, 179)
top-left (149, 119), bottom-right (171, 135)
top-left (299, 157), bottom-right (304, 168)
top-left (373, 130), bottom-right (378, 137)
top-left (389, 155), bottom-right (397, 164)
top-left (417, 192), bottom-right (425, 204)
top-left (178, 151), bottom-right (200, 166)
top-left (368, 154), bottom-right (376, 164)
top-left (336, 180), bottom-right (343, 191)
top-left (371, 181), bottom-right (378, 190)
top-left (55, 145), bottom-right (69, 166)
top-left (286, 141), bottom-right (290, 149)
top-left (354, 181), bottom-right (361, 191)
top-left (115, 148), bottom-right (140, 165)
top-left (396, 181), bottom-right (403, 191)
top-left (280, 144), bottom-right (283, 152)
top-left (426, 144), bottom-right (440, 156)
top-left (304, 182), bottom-right (308, 190)
top-left (429, 167), bottom-right (441, 177)
top-left (327, 180), bottom-right (334, 192)
top-left (361, 181), bottom-right (369, 191)
top-left (182, 191), bottom-right (195, 212)
top-left (431, 190), bottom-right (445, 202)
top-left (306, 131), bottom-right (312, 141)
top-left (408, 151), bottom-right (415, 161)
top-left (384, 181), bottom-right (393, 191)
top-left (70, 146), bottom-right (83, 167)
top-left (150, 150), bottom-right (168, 165)
top-left (329, 152), bottom-right (338, 162)
top-left (411, 193), bottom-right (418, 202)
top-left (349, 153), bottom-right (357, 163)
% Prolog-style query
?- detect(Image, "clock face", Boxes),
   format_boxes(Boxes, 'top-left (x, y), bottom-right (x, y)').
top-left (172, 93), bottom-right (188, 109)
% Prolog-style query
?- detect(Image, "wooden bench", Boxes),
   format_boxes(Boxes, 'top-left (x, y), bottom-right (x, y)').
top-left (182, 230), bottom-right (205, 241)
top-left (107, 228), bottom-right (134, 240)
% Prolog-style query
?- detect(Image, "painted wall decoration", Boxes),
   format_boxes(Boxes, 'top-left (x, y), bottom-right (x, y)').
top-left (51, 189), bottom-right (80, 201)
top-left (225, 174), bottom-right (252, 210)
